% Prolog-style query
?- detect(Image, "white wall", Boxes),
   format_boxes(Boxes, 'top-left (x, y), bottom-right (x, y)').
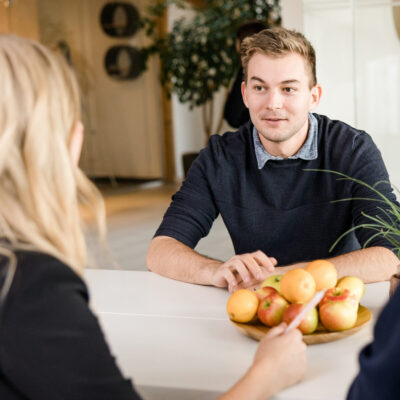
top-left (281, 0), bottom-right (303, 31)
top-left (303, 0), bottom-right (400, 187)
top-left (303, 2), bottom-right (355, 124)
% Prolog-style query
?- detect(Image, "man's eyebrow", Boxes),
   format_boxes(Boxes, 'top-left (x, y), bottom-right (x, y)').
top-left (250, 76), bottom-right (265, 83)
top-left (281, 79), bottom-right (301, 84)
top-left (249, 77), bottom-right (301, 85)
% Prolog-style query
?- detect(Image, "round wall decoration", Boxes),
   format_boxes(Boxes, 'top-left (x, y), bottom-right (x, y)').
top-left (100, 2), bottom-right (140, 37)
top-left (104, 45), bottom-right (144, 80)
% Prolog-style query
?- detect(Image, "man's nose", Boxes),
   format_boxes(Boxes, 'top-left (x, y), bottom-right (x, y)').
top-left (264, 90), bottom-right (283, 110)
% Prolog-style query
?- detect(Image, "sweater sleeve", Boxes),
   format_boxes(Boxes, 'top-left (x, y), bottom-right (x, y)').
top-left (154, 139), bottom-right (220, 248)
top-left (346, 132), bottom-right (400, 252)
top-left (0, 254), bottom-right (141, 400)
top-left (347, 286), bottom-right (400, 400)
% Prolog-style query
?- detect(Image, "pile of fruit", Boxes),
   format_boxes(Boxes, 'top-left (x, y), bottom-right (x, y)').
top-left (226, 260), bottom-right (365, 334)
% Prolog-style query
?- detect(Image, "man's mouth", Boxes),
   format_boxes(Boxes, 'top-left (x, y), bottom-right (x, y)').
top-left (262, 117), bottom-right (287, 122)
top-left (260, 114), bottom-right (287, 121)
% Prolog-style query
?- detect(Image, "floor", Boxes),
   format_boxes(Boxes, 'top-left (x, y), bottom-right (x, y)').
top-left (85, 182), bottom-right (234, 271)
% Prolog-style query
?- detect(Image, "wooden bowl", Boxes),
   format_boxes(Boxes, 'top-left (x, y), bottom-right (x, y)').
top-left (231, 305), bottom-right (372, 345)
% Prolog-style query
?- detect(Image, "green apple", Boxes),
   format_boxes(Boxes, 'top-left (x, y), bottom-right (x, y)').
top-left (261, 274), bottom-right (283, 294)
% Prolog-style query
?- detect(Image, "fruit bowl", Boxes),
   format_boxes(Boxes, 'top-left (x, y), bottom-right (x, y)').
top-left (231, 305), bottom-right (372, 345)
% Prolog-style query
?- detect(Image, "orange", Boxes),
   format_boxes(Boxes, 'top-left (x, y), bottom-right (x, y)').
top-left (305, 259), bottom-right (338, 291)
top-left (226, 289), bottom-right (259, 323)
top-left (280, 268), bottom-right (316, 303)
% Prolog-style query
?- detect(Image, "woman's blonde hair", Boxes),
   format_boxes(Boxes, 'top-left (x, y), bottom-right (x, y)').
top-left (0, 34), bottom-right (105, 275)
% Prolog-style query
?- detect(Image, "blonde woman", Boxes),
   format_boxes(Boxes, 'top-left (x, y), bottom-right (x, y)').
top-left (0, 35), bottom-right (306, 400)
top-left (0, 34), bottom-right (143, 399)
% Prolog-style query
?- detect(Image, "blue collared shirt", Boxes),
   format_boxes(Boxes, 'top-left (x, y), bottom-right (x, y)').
top-left (252, 113), bottom-right (318, 169)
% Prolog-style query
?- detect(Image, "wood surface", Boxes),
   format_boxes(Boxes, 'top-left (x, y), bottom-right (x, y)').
top-left (232, 305), bottom-right (372, 345)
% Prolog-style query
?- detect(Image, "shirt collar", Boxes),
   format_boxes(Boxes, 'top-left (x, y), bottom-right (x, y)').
top-left (253, 112), bottom-right (318, 170)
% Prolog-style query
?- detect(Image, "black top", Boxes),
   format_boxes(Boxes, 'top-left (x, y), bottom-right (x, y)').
top-left (0, 250), bottom-right (141, 400)
top-left (223, 68), bottom-right (250, 128)
top-left (155, 114), bottom-right (398, 265)
top-left (347, 283), bottom-right (400, 399)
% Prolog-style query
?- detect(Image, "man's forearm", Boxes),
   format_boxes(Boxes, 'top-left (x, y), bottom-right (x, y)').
top-left (281, 246), bottom-right (399, 283)
top-left (327, 246), bottom-right (399, 283)
top-left (146, 236), bottom-right (222, 285)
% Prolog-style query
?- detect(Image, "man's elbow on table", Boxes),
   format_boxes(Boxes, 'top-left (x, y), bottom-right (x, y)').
top-left (146, 236), bottom-right (168, 274)
top-left (146, 236), bottom-right (190, 277)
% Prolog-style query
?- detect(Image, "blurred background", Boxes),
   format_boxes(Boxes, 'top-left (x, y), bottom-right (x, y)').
top-left (1, 0), bottom-right (399, 269)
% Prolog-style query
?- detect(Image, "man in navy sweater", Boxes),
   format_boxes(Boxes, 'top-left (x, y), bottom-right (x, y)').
top-left (147, 27), bottom-right (399, 292)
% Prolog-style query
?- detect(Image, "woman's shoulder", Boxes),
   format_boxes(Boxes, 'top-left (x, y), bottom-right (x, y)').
top-left (0, 249), bottom-right (88, 303)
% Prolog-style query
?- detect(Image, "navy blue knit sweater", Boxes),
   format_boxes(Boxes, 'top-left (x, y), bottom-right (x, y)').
top-left (155, 114), bottom-right (397, 266)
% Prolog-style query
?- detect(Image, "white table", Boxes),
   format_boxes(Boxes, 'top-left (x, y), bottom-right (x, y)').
top-left (84, 270), bottom-right (389, 400)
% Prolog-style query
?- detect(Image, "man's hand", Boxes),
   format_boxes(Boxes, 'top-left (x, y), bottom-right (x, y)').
top-left (210, 251), bottom-right (277, 292)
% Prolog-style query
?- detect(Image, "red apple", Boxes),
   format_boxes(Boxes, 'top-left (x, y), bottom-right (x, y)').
top-left (319, 287), bottom-right (358, 331)
top-left (320, 287), bottom-right (358, 309)
top-left (337, 276), bottom-right (365, 303)
top-left (257, 293), bottom-right (289, 327)
top-left (282, 303), bottom-right (319, 334)
top-left (254, 286), bottom-right (278, 301)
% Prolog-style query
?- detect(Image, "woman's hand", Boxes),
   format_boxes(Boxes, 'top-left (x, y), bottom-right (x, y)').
top-left (218, 323), bottom-right (307, 400)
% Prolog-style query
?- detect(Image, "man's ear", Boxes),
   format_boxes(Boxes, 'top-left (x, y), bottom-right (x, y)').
top-left (309, 84), bottom-right (322, 111)
top-left (69, 121), bottom-right (84, 166)
top-left (241, 81), bottom-right (249, 108)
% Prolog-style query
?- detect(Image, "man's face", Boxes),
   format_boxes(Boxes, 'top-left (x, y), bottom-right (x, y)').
top-left (241, 52), bottom-right (321, 155)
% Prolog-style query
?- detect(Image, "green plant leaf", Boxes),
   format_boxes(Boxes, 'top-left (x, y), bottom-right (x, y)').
top-left (305, 169), bottom-right (400, 257)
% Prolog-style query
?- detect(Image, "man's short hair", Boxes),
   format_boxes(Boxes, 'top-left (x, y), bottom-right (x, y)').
top-left (240, 27), bottom-right (317, 88)
top-left (236, 20), bottom-right (267, 43)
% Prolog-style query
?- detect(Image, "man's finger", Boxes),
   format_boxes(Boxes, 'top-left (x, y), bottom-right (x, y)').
top-left (223, 269), bottom-right (240, 291)
top-left (252, 250), bottom-right (276, 272)
top-left (269, 257), bottom-right (278, 266)
top-left (240, 253), bottom-right (264, 280)
top-left (228, 259), bottom-right (252, 284)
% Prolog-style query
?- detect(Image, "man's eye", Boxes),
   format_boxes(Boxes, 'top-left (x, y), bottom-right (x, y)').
top-left (283, 87), bottom-right (295, 93)
top-left (254, 85), bottom-right (264, 91)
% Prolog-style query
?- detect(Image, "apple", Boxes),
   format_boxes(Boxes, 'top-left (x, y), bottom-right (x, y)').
top-left (257, 292), bottom-right (289, 327)
top-left (319, 287), bottom-right (358, 331)
top-left (254, 286), bottom-right (278, 301)
top-left (261, 274), bottom-right (283, 294)
top-left (282, 303), bottom-right (319, 334)
top-left (336, 276), bottom-right (365, 303)
top-left (320, 287), bottom-right (358, 309)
